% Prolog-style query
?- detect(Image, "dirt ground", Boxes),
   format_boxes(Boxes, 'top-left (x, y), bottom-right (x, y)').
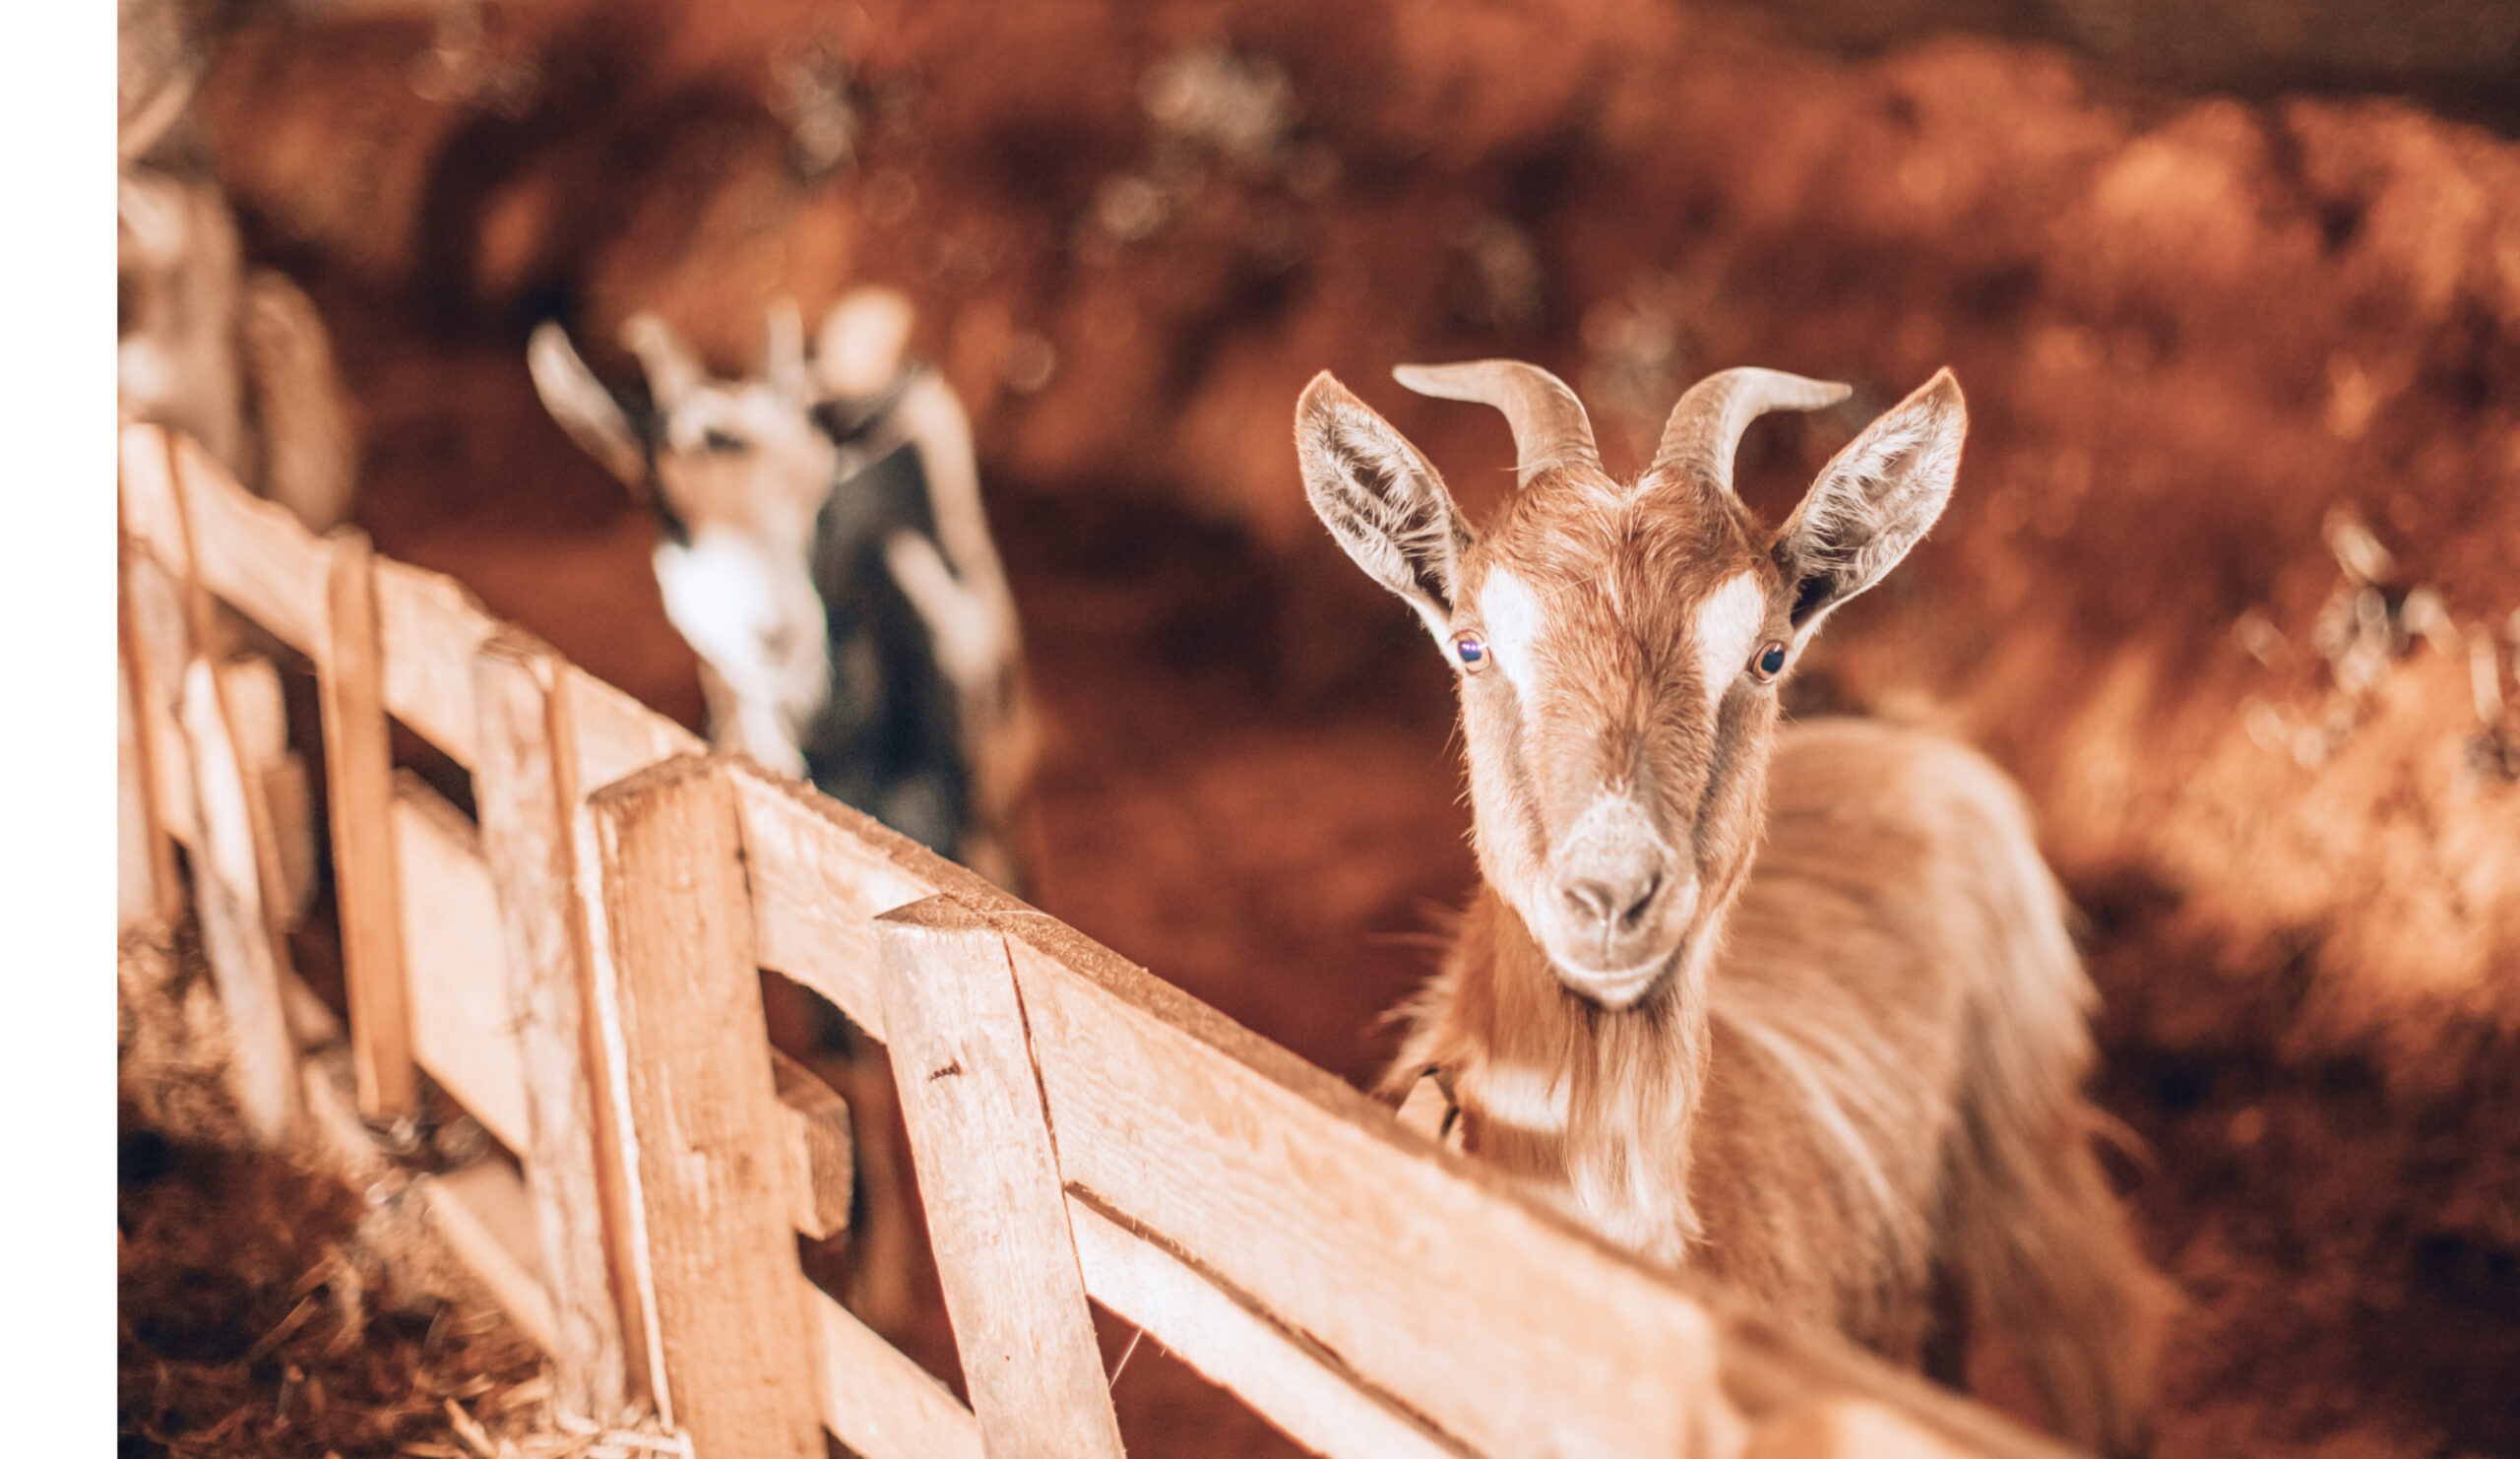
top-left (122, 1), bottom-right (2520, 1455)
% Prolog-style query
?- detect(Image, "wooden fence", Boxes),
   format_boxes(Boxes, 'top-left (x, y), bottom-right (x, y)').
top-left (115, 418), bottom-right (2077, 1459)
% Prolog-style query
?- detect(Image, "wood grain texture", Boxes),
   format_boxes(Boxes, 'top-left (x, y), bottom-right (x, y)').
top-left (1067, 1195), bottom-right (1464, 1459)
top-left (809, 1282), bottom-right (983, 1459)
top-left (116, 520), bottom-right (184, 927)
top-left (735, 768), bottom-right (1025, 1042)
top-left (555, 666), bottom-right (678, 1413)
top-left (472, 634), bottom-right (634, 1421)
top-left (591, 758), bottom-right (822, 1458)
top-left (392, 773), bottom-right (533, 1154)
top-left (875, 895), bottom-right (1124, 1459)
top-left (178, 655), bottom-right (307, 1148)
top-left (1004, 921), bottom-right (1725, 1459)
top-left (320, 528), bottom-right (418, 1118)
top-left (426, 1160), bottom-right (563, 1359)
top-left (374, 558), bottom-right (494, 767)
top-left (119, 423), bottom-right (330, 658)
top-left (122, 549), bottom-right (200, 849)
top-left (769, 1048), bottom-right (854, 1240)
top-left (117, 632), bottom-right (158, 928)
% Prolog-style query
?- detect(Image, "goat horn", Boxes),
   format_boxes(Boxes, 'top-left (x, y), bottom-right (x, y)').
top-left (765, 299), bottom-right (808, 402)
top-left (1650, 367), bottom-right (1851, 494)
top-left (1393, 359), bottom-right (1599, 486)
top-left (620, 312), bottom-right (706, 412)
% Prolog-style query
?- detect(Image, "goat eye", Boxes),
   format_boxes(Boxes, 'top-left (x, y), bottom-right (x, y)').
top-left (1452, 632), bottom-right (1488, 669)
top-left (1749, 640), bottom-right (1788, 680)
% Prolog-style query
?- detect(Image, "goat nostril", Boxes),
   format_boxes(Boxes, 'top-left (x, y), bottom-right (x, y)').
top-left (1563, 872), bottom-right (1662, 928)
top-left (1620, 871), bottom-right (1663, 928)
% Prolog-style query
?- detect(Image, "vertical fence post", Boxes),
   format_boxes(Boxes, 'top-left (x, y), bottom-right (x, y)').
top-left (589, 756), bottom-right (822, 1459)
top-left (876, 895), bottom-right (1126, 1459)
top-left (117, 523), bottom-right (184, 929)
top-left (156, 441), bottom-right (304, 1147)
top-left (317, 526), bottom-right (419, 1120)
top-left (472, 632), bottom-right (637, 1422)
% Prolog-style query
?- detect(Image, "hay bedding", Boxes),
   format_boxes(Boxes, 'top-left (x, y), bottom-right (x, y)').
top-left (116, 929), bottom-right (692, 1459)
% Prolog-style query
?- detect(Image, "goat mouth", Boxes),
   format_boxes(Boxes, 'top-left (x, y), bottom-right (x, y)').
top-left (1549, 946), bottom-right (1678, 1011)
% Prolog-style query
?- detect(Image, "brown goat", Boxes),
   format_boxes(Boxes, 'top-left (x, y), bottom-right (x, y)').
top-left (1296, 360), bottom-right (2164, 1456)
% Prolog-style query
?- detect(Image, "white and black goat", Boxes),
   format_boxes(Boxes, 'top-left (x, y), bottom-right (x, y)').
top-left (529, 290), bottom-right (1032, 889)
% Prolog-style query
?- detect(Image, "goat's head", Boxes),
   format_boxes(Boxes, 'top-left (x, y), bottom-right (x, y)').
top-left (527, 291), bottom-right (916, 778)
top-left (1298, 360), bottom-right (1965, 1011)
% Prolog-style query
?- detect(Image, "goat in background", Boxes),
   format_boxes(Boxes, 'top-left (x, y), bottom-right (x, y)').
top-left (529, 290), bottom-right (1034, 892)
top-left (118, 0), bottom-right (358, 536)
top-left (1297, 359), bottom-right (2166, 1456)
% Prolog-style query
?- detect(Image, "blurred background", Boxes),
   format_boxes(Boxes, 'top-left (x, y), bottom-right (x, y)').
top-left (119, 0), bottom-right (2520, 1455)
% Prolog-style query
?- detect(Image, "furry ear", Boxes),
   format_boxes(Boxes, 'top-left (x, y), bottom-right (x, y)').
top-left (1773, 368), bottom-right (1966, 644)
top-left (1295, 371), bottom-right (1471, 640)
top-left (527, 323), bottom-right (649, 491)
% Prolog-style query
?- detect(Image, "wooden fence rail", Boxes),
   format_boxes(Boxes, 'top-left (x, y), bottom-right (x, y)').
top-left (116, 418), bottom-right (2077, 1459)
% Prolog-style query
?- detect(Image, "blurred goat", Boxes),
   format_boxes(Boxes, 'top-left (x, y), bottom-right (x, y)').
top-left (528, 291), bottom-right (1033, 890)
top-left (117, 1), bottom-right (358, 535)
top-left (1297, 360), bottom-right (2164, 1456)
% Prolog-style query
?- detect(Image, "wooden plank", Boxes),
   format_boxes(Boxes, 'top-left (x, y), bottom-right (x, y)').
top-left (472, 634), bottom-right (635, 1421)
top-left (392, 772), bottom-right (533, 1155)
top-left (123, 549), bottom-right (200, 850)
top-left (1004, 919), bottom-right (1726, 1459)
top-left (1067, 1196), bottom-right (1463, 1459)
top-left (374, 556), bottom-right (496, 768)
top-left (159, 429), bottom-right (309, 1151)
top-left (119, 423), bottom-right (331, 660)
top-left (320, 528), bottom-right (420, 1118)
top-left (179, 657), bottom-right (305, 1147)
top-left (428, 1159), bottom-right (564, 1359)
top-left (118, 422), bottom-right (191, 582)
top-left (809, 1282), bottom-right (983, 1459)
top-left (770, 1048), bottom-right (854, 1240)
top-left (590, 757), bottom-right (822, 1457)
top-left (117, 524), bottom-right (184, 927)
top-left (118, 633), bottom-right (157, 929)
top-left (734, 769), bottom-right (1024, 1044)
top-left (874, 895), bottom-right (1124, 1459)
top-left (723, 758), bottom-right (2061, 1459)
top-left (555, 666), bottom-right (674, 1414)
top-left (559, 661), bottom-right (703, 788)
top-left (1743, 1400), bottom-right (1971, 1459)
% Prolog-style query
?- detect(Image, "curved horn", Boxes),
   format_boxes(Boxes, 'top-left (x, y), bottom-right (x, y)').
top-left (1650, 367), bottom-right (1851, 494)
top-left (764, 298), bottom-right (808, 403)
top-left (1393, 359), bottom-right (1599, 486)
top-left (620, 312), bottom-right (706, 412)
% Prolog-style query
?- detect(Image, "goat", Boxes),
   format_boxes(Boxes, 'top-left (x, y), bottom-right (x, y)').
top-left (528, 290), bottom-right (1034, 890)
top-left (1296, 359), bottom-right (2163, 1456)
top-left (119, 138), bottom-right (358, 534)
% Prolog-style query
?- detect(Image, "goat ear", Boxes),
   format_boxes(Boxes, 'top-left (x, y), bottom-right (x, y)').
top-left (1773, 368), bottom-right (1965, 644)
top-left (1296, 371), bottom-right (1471, 640)
top-left (527, 323), bottom-right (649, 491)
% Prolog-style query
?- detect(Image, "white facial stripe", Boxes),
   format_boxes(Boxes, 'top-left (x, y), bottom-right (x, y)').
top-left (654, 530), bottom-right (829, 771)
top-left (1689, 571), bottom-right (1765, 705)
top-left (1475, 566), bottom-right (1545, 696)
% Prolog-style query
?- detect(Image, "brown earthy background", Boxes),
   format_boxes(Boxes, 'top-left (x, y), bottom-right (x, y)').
top-left (122, 1), bottom-right (2520, 1455)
